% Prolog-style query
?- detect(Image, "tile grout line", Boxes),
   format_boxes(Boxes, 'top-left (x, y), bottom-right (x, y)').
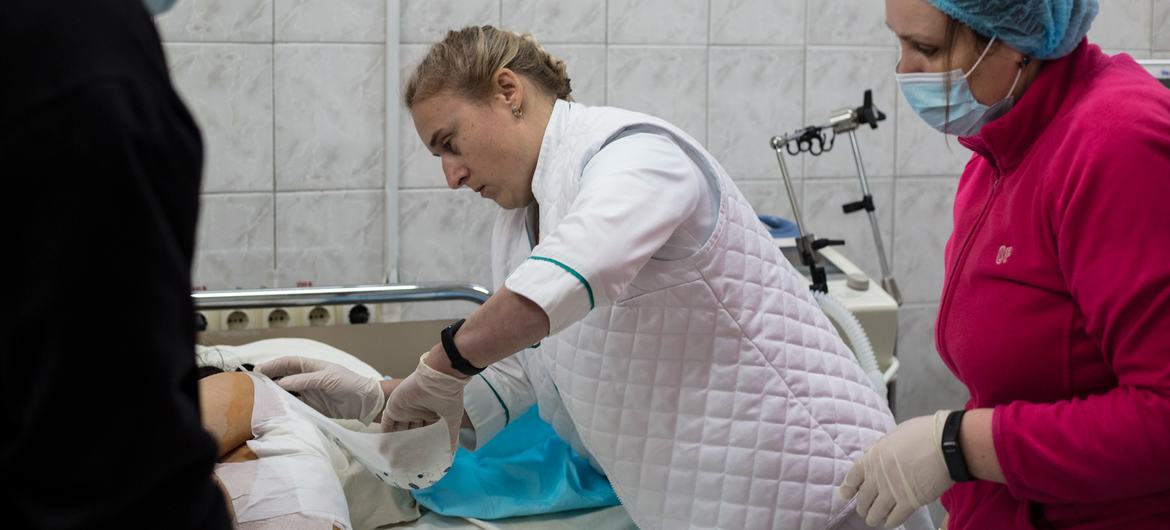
top-left (604, 0), bottom-right (609, 105)
top-left (706, 0), bottom-right (711, 145)
top-left (386, 0), bottom-right (401, 283)
top-left (800, 0), bottom-right (809, 200)
top-left (271, 1), bottom-right (279, 282)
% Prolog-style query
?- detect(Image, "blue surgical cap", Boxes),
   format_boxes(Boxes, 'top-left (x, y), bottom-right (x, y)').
top-left (927, 0), bottom-right (1099, 59)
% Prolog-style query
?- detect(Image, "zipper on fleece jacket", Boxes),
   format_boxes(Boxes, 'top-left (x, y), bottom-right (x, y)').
top-left (936, 173), bottom-right (1002, 372)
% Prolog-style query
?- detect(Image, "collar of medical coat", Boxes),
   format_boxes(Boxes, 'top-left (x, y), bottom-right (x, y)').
top-left (528, 99), bottom-right (573, 204)
top-left (958, 38), bottom-right (1095, 173)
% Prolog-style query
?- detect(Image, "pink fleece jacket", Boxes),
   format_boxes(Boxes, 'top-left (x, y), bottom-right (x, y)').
top-left (938, 41), bottom-right (1170, 530)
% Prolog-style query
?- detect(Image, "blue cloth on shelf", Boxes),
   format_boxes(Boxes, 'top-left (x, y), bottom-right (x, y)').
top-left (759, 214), bottom-right (801, 238)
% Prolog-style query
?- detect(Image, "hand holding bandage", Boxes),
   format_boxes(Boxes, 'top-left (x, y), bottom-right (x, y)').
top-left (256, 356), bottom-right (385, 426)
top-left (381, 353), bottom-right (469, 451)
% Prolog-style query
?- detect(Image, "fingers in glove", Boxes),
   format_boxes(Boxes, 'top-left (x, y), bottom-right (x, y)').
top-left (840, 459), bottom-right (865, 500)
top-left (382, 421), bottom-right (407, 433)
top-left (270, 372), bottom-right (323, 395)
top-left (865, 492), bottom-right (897, 528)
top-left (381, 417), bottom-right (436, 433)
top-left (445, 418), bottom-right (461, 452)
top-left (255, 356), bottom-right (318, 378)
top-left (883, 504), bottom-right (918, 529)
top-left (853, 478), bottom-right (879, 519)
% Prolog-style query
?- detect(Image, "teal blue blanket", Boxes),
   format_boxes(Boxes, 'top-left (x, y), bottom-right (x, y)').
top-left (411, 407), bottom-right (619, 519)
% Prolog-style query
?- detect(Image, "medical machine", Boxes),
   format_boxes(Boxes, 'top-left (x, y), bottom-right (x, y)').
top-left (768, 90), bottom-right (902, 395)
top-left (1138, 59), bottom-right (1170, 90)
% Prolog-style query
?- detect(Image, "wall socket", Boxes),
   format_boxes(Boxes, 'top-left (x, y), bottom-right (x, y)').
top-left (337, 303), bottom-right (382, 325)
top-left (221, 309), bottom-right (265, 331)
top-left (264, 307), bottom-right (303, 328)
top-left (195, 310), bottom-right (220, 332)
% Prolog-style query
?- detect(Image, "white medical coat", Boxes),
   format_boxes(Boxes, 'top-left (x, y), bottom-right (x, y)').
top-left (461, 100), bottom-right (916, 529)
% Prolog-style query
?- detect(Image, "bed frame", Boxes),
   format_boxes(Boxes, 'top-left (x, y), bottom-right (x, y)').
top-left (194, 282), bottom-right (490, 378)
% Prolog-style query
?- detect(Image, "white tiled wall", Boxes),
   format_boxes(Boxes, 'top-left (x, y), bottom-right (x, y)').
top-left (608, 0), bottom-right (709, 44)
top-left (1157, 1), bottom-right (1170, 51)
top-left (164, 43), bottom-right (274, 193)
top-left (162, 0), bottom-right (1166, 444)
top-left (157, 0), bottom-right (272, 42)
top-left (606, 46), bottom-right (709, 143)
top-left (192, 193), bottom-right (276, 289)
top-left (275, 190), bottom-right (386, 286)
top-left (707, 47), bottom-right (805, 181)
top-left (273, 44), bottom-right (385, 191)
top-left (803, 47), bottom-right (899, 179)
top-left (275, 0), bottom-right (387, 42)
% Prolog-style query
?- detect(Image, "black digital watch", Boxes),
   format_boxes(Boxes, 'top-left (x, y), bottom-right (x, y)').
top-left (440, 318), bottom-right (485, 377)
top-left (941, 410), bottom-right (976, 482)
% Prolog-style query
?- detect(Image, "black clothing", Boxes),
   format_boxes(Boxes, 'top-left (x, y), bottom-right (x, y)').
top-left (0, 0), bottom-right (230, 527)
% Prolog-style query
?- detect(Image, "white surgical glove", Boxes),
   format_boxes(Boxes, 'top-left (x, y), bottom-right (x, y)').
top-left (255, 356), bottom-right (385, 425)
top-left (380, 353), bottom-right (469, 451)
top-left (838, 410), bottom-right (955, 529)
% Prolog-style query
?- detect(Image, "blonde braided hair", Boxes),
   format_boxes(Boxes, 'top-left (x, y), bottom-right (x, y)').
top-left (404, 25), bottom-right (573, 108)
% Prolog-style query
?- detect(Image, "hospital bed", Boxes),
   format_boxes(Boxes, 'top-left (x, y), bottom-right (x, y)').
top-left (195, 283), bottom-right (637, 530)
top-left (194, 278), bottom-right (895, 529)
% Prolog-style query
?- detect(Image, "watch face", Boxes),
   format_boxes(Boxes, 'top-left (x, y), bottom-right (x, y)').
top-left (443, 319), bottom-right (464, 337)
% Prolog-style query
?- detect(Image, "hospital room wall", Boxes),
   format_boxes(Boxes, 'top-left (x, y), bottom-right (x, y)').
top-left (157, 0), bottom-right (1169, 420)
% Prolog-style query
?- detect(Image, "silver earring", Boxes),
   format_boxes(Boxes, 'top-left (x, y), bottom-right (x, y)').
top-left (512, 106), bottom-right (523, 118)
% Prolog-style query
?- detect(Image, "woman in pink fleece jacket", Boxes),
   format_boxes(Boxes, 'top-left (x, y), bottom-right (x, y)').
top-left (839, 0), bottom-right (1170, 529)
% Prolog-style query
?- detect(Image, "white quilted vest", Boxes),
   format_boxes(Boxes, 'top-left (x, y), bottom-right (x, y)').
top-left (491, 102), bottom-right (896, 529)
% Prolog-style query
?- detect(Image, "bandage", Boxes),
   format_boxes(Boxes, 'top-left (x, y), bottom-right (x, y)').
top-left (215, 373), bottom-right (454, 528)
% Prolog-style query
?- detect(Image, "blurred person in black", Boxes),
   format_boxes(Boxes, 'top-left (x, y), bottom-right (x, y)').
top-left (0, 0), bottom-right (232, 527)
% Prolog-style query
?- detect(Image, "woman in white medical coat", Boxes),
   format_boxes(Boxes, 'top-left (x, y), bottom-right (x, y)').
top-left (260, 25), bottom-right (932, 530)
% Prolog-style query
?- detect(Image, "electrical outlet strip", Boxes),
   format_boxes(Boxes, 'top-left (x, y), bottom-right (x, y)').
top-left (196, 303), bottom-right (390, 332)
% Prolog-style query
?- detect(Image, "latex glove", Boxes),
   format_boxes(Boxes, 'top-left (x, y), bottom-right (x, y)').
top-left (838, 410), bottom-right (954, 529)
top-left (256, 356), bottom-right (385, 425)
top-left (380, 353), bottom-right (469, 451)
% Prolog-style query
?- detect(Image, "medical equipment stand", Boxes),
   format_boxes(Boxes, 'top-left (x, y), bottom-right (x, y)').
top-left (768, 141), bottom-right (841, 294)
top-left (769, 90), bottom-right (903, 305)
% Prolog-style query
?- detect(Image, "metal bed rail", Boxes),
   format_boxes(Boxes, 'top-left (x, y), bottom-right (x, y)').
top-left (192, 282), bottom-right (492, 310)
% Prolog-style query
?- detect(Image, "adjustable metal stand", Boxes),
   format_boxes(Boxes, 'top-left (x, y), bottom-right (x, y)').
top-left (769, 90), bottom-right (902, 304)
top-left (768, 137), bottom-right (842, 294)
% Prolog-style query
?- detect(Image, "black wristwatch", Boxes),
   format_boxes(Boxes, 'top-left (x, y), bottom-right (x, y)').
top-left (441, 319), bottom-right (485, 376)
top-left (941, 410), bottom-right (976, 482)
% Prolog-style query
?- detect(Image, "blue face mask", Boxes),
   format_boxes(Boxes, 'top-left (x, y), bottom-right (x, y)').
top-left (896, 36), bottom-right (1025, 137)
top-left (142, 0), bottom-right (178, 16)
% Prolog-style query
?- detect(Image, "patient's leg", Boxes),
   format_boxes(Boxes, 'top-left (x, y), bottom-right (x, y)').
top-left (199, 371), bottom-right (255, 459)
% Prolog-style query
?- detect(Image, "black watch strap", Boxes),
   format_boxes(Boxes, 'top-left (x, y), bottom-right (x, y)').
top-left (441, 319), bottom-right (484, 376)
top-left (941, 410), bottom-right (976, 482)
